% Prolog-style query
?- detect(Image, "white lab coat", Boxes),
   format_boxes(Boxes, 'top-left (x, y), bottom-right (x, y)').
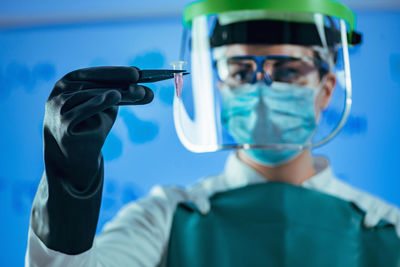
top-left (25, 153), bottom-right (400, 267)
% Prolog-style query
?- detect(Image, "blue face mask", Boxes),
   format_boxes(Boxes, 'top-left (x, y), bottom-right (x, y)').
top-left (221, 82), bottom-right (318, 166)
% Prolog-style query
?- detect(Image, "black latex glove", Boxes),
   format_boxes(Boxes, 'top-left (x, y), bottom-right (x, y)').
top-left (30, 67), bottom-right (153, 254)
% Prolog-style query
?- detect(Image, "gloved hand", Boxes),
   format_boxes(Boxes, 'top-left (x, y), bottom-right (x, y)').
top-left (31, 67), bottom-right (153, 254)
top-left (44, 66), bottom-right (153, 190)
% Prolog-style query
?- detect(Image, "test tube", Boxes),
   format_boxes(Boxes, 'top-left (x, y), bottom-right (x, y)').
top-left (170, 61), bottom-right (187, 98)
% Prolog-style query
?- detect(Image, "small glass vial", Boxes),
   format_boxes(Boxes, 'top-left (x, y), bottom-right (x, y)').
top-left (170, 61), bottom-right (187, 98)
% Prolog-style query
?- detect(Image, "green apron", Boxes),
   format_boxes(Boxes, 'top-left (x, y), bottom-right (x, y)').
top-left (165, 183), bottom-right (400, 266)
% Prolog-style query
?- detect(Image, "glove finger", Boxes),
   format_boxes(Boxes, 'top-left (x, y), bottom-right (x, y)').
top-left (118, 84), bottom-right (154, 105)
top-left (67, 105), bottom-right (119, 144)
top-left (64, 89), bottom-right (122, 134)
top-left (60, 85), bottom-right (148, 114)
top-left (63, 66), bottom-right (140, 84)
top-left (53, 80), bottom-right (130, 94)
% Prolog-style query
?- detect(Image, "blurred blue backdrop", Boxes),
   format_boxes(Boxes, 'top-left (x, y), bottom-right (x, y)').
top-left (0, 0), bottom-right (399, 266)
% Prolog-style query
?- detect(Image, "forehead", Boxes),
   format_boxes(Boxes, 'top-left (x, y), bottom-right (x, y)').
top-left (222, 44), bottom-right (315, 58)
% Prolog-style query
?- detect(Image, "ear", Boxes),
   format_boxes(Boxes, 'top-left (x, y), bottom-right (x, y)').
top-left (318, 72), bottom-right (336, 110)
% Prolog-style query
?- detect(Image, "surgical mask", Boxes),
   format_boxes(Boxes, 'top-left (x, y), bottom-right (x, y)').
top-left (221, 82), bottom-right (318, 166)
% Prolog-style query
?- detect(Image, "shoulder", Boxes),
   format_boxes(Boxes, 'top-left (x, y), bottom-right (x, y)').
top-left (332, 178), bottom-right (399, 212)
top-left (143, 173), bottom-right (227, 211)
top-left (328, 178), bottom-right (400, 235)
top-left (110, 185), bottom-right (191, 224)
top-left (305, 157), bottom-right (400, 235)
top-left (104, 174), bottom-right (226, 229)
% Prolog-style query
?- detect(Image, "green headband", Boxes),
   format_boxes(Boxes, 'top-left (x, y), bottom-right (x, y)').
top-left (183, 0), bottom-right (361, 45)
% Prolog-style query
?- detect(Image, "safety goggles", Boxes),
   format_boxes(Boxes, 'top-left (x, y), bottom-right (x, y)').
top-left (214, 54), bottom-right (329, 88)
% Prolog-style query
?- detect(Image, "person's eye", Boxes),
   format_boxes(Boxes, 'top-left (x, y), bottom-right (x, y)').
top-left (231, 70), bottom-right (252, 82)
top-left (273, 67), bottom-right (301, 82)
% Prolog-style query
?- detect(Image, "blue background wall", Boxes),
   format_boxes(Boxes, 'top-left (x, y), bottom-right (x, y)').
top-left (0, 1), bottom-right (399, 265)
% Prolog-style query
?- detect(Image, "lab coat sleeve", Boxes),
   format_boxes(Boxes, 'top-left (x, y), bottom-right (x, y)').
top-left (26, 185), bottom-right (190, 267)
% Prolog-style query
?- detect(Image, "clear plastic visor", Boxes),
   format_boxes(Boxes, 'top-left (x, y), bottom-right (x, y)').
top-left (173, 11), bottom-right (352, 153)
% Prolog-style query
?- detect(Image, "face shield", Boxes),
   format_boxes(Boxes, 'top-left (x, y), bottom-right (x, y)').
top-left (173, 0), bottom-right (361, 155)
